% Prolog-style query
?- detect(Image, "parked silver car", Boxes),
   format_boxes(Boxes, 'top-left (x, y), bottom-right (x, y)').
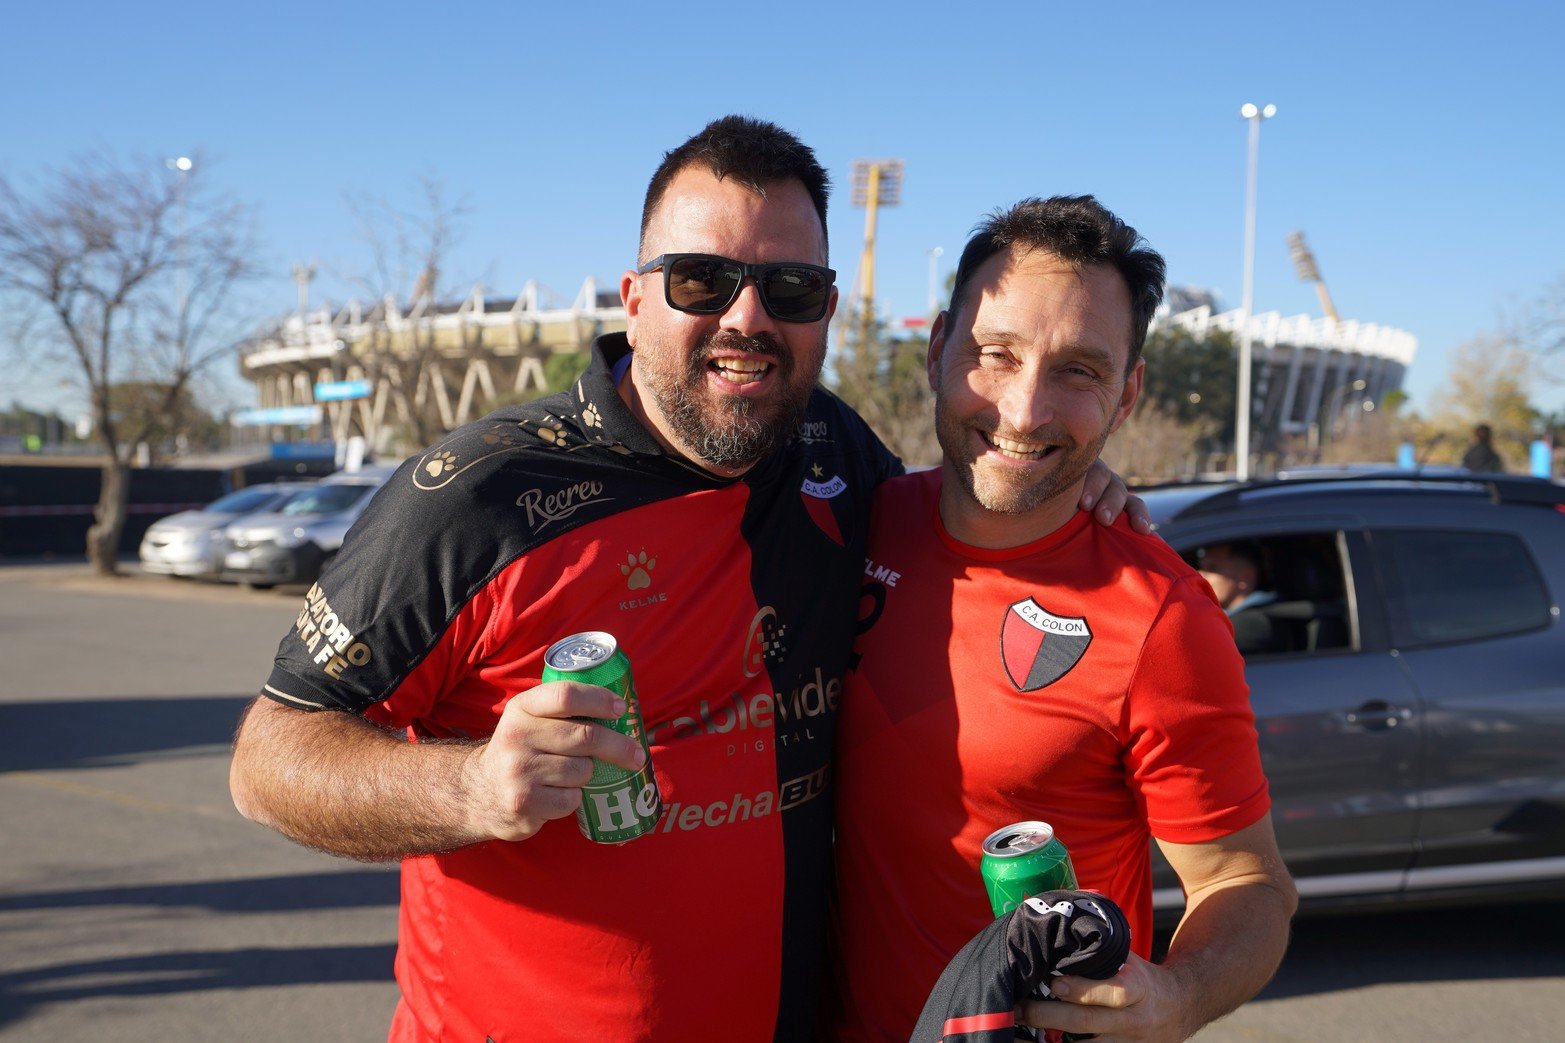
top-left (216, 464), bottom-right (399, 589)
top-left (138, 483), bottom-right (310, 578)
top-left (1144, 473), bottom-right (1565, 917)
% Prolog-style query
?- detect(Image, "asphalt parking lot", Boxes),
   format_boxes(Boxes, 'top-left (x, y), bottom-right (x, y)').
top-left (2, 562), bottom-right (1563, 1041)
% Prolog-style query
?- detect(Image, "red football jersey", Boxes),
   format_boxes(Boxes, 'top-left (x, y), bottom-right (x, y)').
top-left (829, 469), bottom-right (1270, 1041)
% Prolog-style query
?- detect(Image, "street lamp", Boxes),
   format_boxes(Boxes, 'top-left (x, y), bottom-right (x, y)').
top-left (165, 156), bottom-right (193, 333)
top-left (1234, 103), bottom-right (1276, 481)
top-left (849, 158), bottom-right (904, 348)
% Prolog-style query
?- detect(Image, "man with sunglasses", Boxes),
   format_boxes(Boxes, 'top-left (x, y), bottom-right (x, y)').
top-left (230, 117), bottom-right (1140, 1042)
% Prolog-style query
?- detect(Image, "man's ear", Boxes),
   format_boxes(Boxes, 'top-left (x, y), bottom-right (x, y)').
top-left (926, 310), bottom-right (949, 392)
top-left (621, 269), bottom-right (642, 347)
top-left (1109, 356), bottom-right (1145, 434)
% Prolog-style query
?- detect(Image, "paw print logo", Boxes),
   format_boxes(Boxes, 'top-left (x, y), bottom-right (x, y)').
top-left (620, 551), bottom-right (655, 590)
top-left (582, 401), bottom-right (602, 429)
top-left (481, 429), bottom-right (519, 446)
top-left (535, 420), bottom-right (568, 447)
top-left (423, 450), bottom-right (458, 478)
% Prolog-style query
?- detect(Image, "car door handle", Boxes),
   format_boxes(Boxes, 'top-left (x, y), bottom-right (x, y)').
top-left (1336, 701), bottom-right (1415, 731)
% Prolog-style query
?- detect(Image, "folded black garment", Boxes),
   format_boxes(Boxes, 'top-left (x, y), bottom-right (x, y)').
top-left (910, 890), bottom-right (1131, 1043)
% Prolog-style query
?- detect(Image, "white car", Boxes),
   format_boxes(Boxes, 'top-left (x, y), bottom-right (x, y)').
top-left (138, 483), bottom-right (311, 578)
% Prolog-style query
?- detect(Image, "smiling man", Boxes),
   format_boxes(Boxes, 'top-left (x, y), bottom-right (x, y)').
top-left (829, 196), bottom-right (1297, 1042)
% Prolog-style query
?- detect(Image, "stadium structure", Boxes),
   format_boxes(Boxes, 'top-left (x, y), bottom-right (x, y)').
top-left (237, 279), bottom-right (625, 452)
top-left (1152, 286), bottom-right (1416, 452)
top-left (236, 276), bottom-right (1416, 459)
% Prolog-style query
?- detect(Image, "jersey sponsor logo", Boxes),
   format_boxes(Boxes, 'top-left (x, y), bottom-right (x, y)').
top-left (795, 419), bottom-right (831, 443)
top-left (863, 557), bottom-right (901, 588)
top-left (742, 606), bottom-right (787, 678)
top-left (651, 766), bottom-right (827, 834)
top-left (516, 480), bottom-right (613, 531)
top-left (644, 666), bottom-right (841, 749)
top-left (1001, 597), bottom-right (1092, 691)
top-left (617, 550), bottom-right (667, 611)
top-left (292, 583), bottom-right (374, 681)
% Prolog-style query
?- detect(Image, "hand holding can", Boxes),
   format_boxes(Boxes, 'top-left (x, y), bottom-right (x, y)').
top-left (542, 632), bottom-right (664, 843)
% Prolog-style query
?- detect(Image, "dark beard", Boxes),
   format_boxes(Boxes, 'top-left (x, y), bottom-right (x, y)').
top-left (648, 330), bottom-right (811, 469)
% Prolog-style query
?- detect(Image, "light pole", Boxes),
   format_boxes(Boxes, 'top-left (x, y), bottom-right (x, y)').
top-left (927, 246), bottom-right (944, 315)
top-left (849, 158), bottom-right (904, 350)
top-left (1234, 103), bottom-right (1275, 481)
top-left (165, 156), bottom-right (193, 337)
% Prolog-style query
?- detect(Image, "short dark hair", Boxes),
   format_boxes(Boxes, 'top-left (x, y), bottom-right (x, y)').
top-left (1222, 540), bottom-right (1265, 573)
top-left (945, 195), bottom-right (1166, 369)
top-left (638, 115), bottom-right (830, 262)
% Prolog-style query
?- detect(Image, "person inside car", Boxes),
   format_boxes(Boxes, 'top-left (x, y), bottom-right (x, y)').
top-left (1197, 540), bottom-right (1289, 655)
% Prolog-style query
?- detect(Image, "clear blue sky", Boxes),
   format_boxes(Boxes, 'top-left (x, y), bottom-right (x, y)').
top-left (5, 0), bottom-right (1562, 418)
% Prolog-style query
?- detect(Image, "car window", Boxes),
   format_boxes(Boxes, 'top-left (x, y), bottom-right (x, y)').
top-left (1182, 532), bottom-right (1355, 660)
top-left (1377, 529), bottom-right (1551, 647)
top-left (280, 484), bottom-right (374, 516)
top-left (205, 487), bottom-right (283, 513)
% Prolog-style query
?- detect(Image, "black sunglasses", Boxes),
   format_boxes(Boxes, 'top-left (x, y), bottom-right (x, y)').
top-left (636, 253), bottom-right (836, 323)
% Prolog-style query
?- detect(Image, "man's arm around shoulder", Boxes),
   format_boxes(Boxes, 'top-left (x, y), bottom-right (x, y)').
top-left (229, 684), bottom-right (648, 861)
top-left (1021, 815), bottom-right (1297, 1042)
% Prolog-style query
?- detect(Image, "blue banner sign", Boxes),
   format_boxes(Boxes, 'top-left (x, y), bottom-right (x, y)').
top-left (233, 405), bottom-right (323, 426)
top-left (314, 379), bottom-right (373, 401)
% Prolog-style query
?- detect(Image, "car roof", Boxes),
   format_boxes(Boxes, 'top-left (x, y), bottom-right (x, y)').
top-left (320, 461), bottom-right (402, 484)
top-left (1138, 473), bottom-right (1565, 528)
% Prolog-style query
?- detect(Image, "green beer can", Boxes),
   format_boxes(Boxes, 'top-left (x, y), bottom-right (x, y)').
top-left (980, 820), bottom-right (1078, 916)
top-left (541, 631), bottom-right (663, 844)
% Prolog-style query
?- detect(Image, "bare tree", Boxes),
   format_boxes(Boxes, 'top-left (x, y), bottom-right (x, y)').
top-left (830, 303), bottom-right (941, 467)
top-left (341, 176), bottom-right (472, 451)
top-left (0, 153), bottom-right (260, 574)
top-left (1103, 401), bottom-right (1220, 484)
top-left (1424, 334), bottom-right (1539, 467)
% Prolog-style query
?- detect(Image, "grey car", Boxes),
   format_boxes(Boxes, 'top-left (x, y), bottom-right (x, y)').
top-left (1142, 473), bottom-right (1565, 916)
top-left (137, 482), bottom-right (311, 578)
top-left (216, 464), bottom-right (399, 589)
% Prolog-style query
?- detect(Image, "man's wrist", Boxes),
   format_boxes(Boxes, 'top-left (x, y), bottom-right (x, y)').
top-left (455, 742), bottom-right (496, 844)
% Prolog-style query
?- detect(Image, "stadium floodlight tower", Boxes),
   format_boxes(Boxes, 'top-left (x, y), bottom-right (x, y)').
top-left (849, 158), bottom-right (904, 350)
top-left (1234, 103), bottom-right (1276, 481)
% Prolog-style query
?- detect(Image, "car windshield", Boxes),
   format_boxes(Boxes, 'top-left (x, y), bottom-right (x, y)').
top-left (203, 487), bottom-right (285, 514)
top-left (279, 484), bottom-right (374, 516)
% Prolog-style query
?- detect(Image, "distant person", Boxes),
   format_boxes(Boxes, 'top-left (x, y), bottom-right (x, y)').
top-left (1197, 540), bottom-right (1289, 655)
top-left (1461, 423), bottom-right (1505, 472)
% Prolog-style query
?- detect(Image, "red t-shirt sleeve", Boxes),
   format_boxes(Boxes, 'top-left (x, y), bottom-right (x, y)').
top-left (363, 584), bottom-right (496, 730)
top-left (1123, 573), bottom-right (1271, 843)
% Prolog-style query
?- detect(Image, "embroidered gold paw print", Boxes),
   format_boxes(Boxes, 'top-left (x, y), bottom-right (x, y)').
top-left (582, 402), bottom-right (602, 429)
top-left (620, 551), bottom-right (655, 590)
top-left (423, 450), bottom-right (458, 478)
top-left (535, 420), bottom-right (568, 446)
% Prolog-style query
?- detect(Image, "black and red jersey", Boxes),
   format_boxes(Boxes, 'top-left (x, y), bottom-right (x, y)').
top-left (262, 334), bottom-right (899, 1042)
